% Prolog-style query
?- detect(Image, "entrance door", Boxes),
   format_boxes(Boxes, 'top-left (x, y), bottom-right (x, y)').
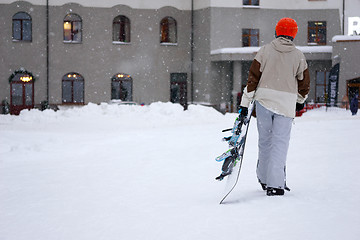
top-left (10, 72), bottom-right (34, 115)
top-left (170, 73), bottom-right (187, 109)
top-left (348, 78), bottom-right (360, 109)
top-left (111, 73), bottom-right (133, 102)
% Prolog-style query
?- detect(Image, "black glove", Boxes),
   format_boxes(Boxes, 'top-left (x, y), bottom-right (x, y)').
top-left (239, 106), bottom-right (248, 119)
top-left (296, 103), bottom-right (304, 112)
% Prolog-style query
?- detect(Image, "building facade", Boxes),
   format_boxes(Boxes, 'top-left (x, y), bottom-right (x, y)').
top-left (0, 0), bottom-right (359, 114)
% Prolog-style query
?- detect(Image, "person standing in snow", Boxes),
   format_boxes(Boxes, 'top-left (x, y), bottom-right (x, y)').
top-left (239, 18), bottom-right (310, 196)
top-left (350, 93), bottom-right (358, 115)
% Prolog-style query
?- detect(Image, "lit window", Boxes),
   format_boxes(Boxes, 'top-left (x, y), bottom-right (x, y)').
top-left (242, 29), bottom-right (259, 47)
top-left (111, 74), bottom-right (133, 101)
top-left (62, 73), bottom-right (84, 103)
top-left (308, 21), bottom-right (327, 45)
top-left (9, 70), bottom-right (34, 114)
top-left (113, 15), bottom-right (131, 43)
top-left (160, 17), bottom-right (177, 44)
top-left (63, 14), bottom-right (82, 43)
top-left (243, 0), bottom-right (259, 6)
top-left (12, 12), bottom-right (32, 41)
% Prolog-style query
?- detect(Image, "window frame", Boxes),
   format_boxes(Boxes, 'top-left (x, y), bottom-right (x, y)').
top-left (63, 13), bottom-right (82, 43)
top-left (170, 73), bottom-right (188, 110)
top-left (308, 21), bottom-right (327, 45)
top-left (62, 73), bottom-right (84, 104)
top-left (242, 28), bottom-right (259, 47)
top-left (10, 72), bottom-right (34, 106)
top-left (9, 71), bottom-right (35, 115)
top-left (243, 0), bottom-right (260, 6)
top-left (113, 15), bottom-right (131, 44)
top-left (160, 16), bottom-right (177, 45)
top-left (111, 73), bottom-right (133, 102)
top-left (12, 12), bottom-right (32, 42)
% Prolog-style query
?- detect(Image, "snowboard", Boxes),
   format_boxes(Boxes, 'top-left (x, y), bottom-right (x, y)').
top-left (216, 102), bottom-right (254, 204)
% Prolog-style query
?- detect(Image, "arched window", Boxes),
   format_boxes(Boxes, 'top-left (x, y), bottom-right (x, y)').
top-left (62, 73), bottom-right (84, 104)
top-left (160, 17), bottom-right (177, 44)
top-left (63, 13), bottom-right (82, 43)
top-left (12, 12), bottom-right (32, 41)
top-left (113, 15), bottom-right (131, 43)
top-left (111, 73), bottom-right (133, 101)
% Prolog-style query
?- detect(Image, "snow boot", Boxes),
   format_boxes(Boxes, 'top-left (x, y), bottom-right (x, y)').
top-left (266, 187), bottom-right (284, 196)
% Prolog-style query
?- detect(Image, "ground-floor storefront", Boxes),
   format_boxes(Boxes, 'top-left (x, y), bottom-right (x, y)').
top-left (209, 44), bottom-right (360, 113)
top-left (2, 69), bottom-right (190, 115)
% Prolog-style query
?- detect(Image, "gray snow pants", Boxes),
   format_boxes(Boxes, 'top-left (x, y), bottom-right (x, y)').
top-left (255, 101), bottom-right (293, 189)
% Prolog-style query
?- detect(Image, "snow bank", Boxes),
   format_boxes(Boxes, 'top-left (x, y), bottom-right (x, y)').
top-left (299, 106), bottom-right (355, 120)
top-left (1, 103), bottom-right (359, 240)
top-left (1, 102), bottom-right (225, 130)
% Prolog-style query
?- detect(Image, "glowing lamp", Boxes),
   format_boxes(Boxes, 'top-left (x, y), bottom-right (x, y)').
top-left (20, 76), bottom-right (32, 82)
top-left (64, 22), bottom-right (71, 30)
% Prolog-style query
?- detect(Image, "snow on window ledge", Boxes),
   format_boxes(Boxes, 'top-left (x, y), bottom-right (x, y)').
top-left (112, 41), bottom-right (131, 45)
top-left (160, 42), bottom-right (178, 46)
top-left (12, 39), bottom-right (32, 42)
top-left (307, 42), bottom-right (320, 46)
top-left (63, 40), bottom-right (82, 44)
top-left (242, 5), bottom-right (260, 9)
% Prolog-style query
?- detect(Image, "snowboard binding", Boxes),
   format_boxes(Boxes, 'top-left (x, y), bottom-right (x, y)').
top-left (215, 108), bottom-right (248, 181)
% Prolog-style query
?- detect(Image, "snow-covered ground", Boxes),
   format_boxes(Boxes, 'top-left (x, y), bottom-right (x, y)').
top-left (0, 102), bottom-right (359, 240)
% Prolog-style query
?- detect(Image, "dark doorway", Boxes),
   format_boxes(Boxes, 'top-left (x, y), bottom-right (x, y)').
top-left (170, 73), bottom-right (187, 110)
top-left (348, 78), bottom-right (360, 109)
top-left (111, 73), bottom-right (133, 102)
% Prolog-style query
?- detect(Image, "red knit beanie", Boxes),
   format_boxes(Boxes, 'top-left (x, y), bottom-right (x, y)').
top-left (275, 18), bottom-right (298, 39)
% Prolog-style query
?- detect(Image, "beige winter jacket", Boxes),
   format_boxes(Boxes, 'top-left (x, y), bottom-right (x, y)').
top-left (241, 37), bottom-right (310, 118)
